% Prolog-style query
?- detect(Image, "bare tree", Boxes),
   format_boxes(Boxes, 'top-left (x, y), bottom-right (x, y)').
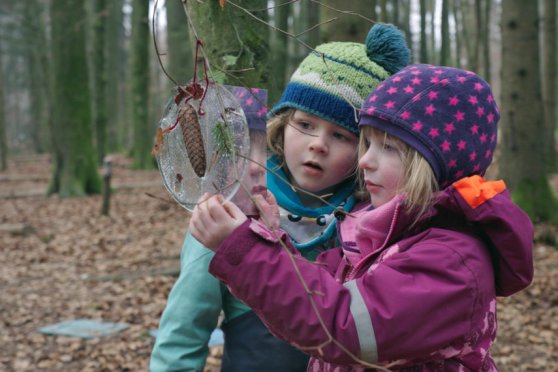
top-left (92, 0), bottom-right (108, 164)
top-left (500, 0), bottom-right (558, 222)
top-left (542, 0), bottom-right (557, 171)
top-left (129, 0), bottom-right (152, 169)
top-left (49, 0), bottom-right (101, 196)
top-left (166, 0), bottom-right (192, 87)
top-left (0, 38), bottom-right (6, 170)
top-left (440, 0), bottom-right (450, 65)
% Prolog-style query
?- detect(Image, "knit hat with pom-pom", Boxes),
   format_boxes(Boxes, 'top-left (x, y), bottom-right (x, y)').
top-left (359, 64), bottom-right (500, 187)
top-left (269, 23), bottom-right (410, 134)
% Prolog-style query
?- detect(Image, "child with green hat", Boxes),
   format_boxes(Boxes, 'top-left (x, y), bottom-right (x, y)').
top-left (150, 23), bottom-right (410, 372)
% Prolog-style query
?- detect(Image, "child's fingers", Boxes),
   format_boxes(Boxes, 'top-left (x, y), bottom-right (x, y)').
top-left (222, 200), bottom-right (246, 221)
top-left (191, 193), bottom-right (217, 229)
top-left (254, 193), bottom-right (280, 229)
top-left (195, 192), bottom-right (211, 207)
top-left (206, 195), bottom-right (235, 222)
top-left (189, 202), bottom-right (209, 243)
top-left (263, 190), bottom-right (278, 209)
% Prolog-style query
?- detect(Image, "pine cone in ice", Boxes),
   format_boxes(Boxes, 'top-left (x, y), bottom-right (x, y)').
top-left (178, 104), bottom-right (207, 177)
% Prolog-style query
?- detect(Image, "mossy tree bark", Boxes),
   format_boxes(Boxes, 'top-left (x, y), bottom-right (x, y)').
top-left (499, 0), bottom-right (558, 222)
top-left (184, 0), bottom-right (270, 90)
top-left (129, 0), bottom-right (153, 169)
top-left (93, 0), bottom-right (108, 165)
top-left (49, 0), bottom-right (101, 197)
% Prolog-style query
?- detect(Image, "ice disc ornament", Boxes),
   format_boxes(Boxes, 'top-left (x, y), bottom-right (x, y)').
top-left (155, 82), bottom-right (250, 211)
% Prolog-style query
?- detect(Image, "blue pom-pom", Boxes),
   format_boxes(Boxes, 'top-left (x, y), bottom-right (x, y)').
top-left (365, 23), bottom-right (410, 75)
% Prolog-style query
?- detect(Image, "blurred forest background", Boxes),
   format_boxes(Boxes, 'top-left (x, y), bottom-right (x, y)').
top-left (1, 0), bottom-right (558, 220)
top-left (1, 0), bottom-right (557, 371)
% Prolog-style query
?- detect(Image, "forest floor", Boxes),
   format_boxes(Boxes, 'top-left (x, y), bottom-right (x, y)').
top-left (0, 154), bottom-right (557, 371)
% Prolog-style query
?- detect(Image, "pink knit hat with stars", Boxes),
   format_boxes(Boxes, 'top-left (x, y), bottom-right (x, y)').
top-left (359, 64), bottom-right (500, 187)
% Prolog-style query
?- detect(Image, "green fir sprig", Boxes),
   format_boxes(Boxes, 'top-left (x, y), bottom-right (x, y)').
top-left (211, 120), bottom-right (235, 156)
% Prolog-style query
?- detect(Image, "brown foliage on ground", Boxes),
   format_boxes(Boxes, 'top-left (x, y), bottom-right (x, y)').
top-left (0, 155), bottom-right (556, 371)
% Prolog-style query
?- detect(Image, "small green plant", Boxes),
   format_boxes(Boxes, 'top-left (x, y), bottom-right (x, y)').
top-left (212, 120), bottom-right (235, 156)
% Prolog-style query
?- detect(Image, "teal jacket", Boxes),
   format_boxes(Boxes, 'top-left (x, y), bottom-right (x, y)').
top-left (150, 233), bottom-right (247, 371)
top-left (150, 158), bottom-right (356, 371)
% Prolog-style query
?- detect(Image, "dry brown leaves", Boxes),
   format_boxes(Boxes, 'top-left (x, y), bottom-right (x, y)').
top-left (0, 155), bottom-right (556, 371)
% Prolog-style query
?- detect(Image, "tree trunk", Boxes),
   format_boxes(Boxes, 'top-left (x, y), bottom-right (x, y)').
top-left (419, 0), bottom-right (428, 62)
top-left (401, 1), bottom-right (413, 60)
top-left (166, 0), bottom-right (193, 87)
top-left (270, 0), bottom-right (289, 103)
top-left (93, 0), bottom-right (108, 165)
top-left (542, 0), bottom-right (557, 171)
top-left (472, 0), bottom-right (482, 72)
top-left (457, 0), bottom-right (474, 70)
top-left (429, 0), bottom-right (436, 63)
top-left (482, 0), bottom-right (491, 81)
top-left (320, 0), bottom-right (373, 43)
top-left (0, 46), bottom-right (6, 171)
top-left (105, 0), bottom-right (125, 152)
top-left (379, 0), bottom-right (388, 22)
top-left (392, 0), bottom-right (400, 28)
top-left (440, 0), bottom-right (450, 66)
top-left (290, 1), bottom-right (319, 76)
top-left (371, 0), bottom-right (378, 21)
top-left (49, 0), bottom-right (101, 196)
top-left (23, 0), bottom-right (49, 154)
top-left (453, 0), bottom-right (464, 67)
top-left (500, 0), bottom-right (558, 222)
top-left (302, 1), bottom-right (320, 53)
top-left (184, 0), bottom-right (271, 88)
top-left (129, 0), bottom-right (152, 169)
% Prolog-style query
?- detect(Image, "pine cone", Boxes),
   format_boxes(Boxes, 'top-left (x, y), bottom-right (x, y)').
top-left (178, 104), bottom-right (206, 177)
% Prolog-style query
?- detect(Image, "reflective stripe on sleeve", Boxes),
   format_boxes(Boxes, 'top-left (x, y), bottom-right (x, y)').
top-left (343, 280), bottom-right (378, 363)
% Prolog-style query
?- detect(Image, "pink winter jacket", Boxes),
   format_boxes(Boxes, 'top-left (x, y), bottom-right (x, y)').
top-left (208, 176), bottom-right (534, 371)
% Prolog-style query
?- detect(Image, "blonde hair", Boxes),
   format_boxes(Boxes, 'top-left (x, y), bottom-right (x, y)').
top-left (358, 126), bottom-right (439, 218)
top-left (266, 109), bottom-right (294, 162)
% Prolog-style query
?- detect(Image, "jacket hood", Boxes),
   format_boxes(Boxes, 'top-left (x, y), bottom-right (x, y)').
top-left (425, 176), bottom-right (534, 296)
top-left (345, 176), bottom-right (534, 297)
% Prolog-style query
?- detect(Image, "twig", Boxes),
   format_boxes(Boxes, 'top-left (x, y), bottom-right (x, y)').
top-left (309, 0), bottom-right (376, 24)
top-left (294, 17), bottom-right (338, 38)
top-left (152, 0), bottom-right (179, 86)
top-left (226, 0), bottom-right (315, 53)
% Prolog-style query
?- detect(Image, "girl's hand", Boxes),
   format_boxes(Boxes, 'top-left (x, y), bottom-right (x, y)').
top-left (189, 193), bottom-right (248, 251)
top-left (254, 191), bottom-right (280, 230)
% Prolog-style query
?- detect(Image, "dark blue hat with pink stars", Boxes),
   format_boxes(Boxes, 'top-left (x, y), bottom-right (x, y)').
top-left (229, 86), bottom-right (268, 132)
top-left (359, 64), bottom-right (500, 187)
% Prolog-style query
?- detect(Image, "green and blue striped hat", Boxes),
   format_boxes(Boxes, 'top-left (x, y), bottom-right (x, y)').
top-left (269, 23), bottom-right (410, 134)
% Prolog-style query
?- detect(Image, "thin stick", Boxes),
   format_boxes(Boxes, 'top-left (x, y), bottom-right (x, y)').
top-left (152, 0), bottom-right (179, 86)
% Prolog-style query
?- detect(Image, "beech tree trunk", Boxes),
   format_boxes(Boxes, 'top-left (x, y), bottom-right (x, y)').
top-left (499, 0), bottom-right (558, 222)
top-left (49, 0), bottom-right (101, 196)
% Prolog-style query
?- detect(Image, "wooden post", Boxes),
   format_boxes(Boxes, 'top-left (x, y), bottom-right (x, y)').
top-left (101, 156), bottom-right (112, 216)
